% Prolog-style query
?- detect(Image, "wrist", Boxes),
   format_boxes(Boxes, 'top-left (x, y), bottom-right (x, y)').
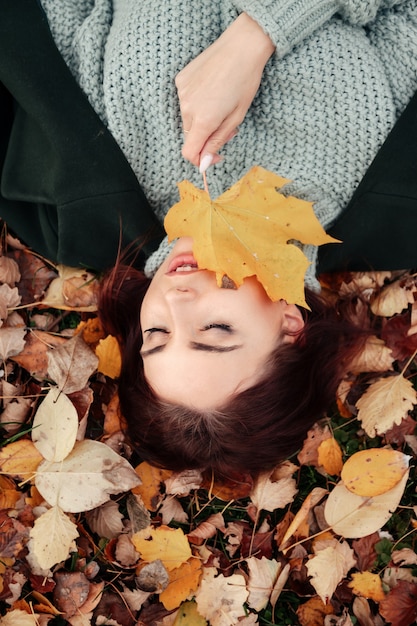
top-left (231, 12), bottom-right (276, 62)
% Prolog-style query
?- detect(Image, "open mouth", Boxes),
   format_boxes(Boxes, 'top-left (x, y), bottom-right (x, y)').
top-left (166, 254), bottom-right (199, 275)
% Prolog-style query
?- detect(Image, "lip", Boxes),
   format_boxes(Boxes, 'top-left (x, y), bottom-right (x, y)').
top-left (166, 253), bottom-right (199, 276)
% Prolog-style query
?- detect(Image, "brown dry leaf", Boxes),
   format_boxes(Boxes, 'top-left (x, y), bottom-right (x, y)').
top-left (0, 327), bottom-right (26, 361)
top-left (0, 284), bottom-right (21, 325)
top-left (356, 374), bottom-right (417, 437)
top-left (132, 462), bottom-right (172, 511)
top-left (194, 567), bottom-right (248, 626)
top-left (296, 596), bottom-right (335, 626)
top-left (52, 571), bottom-right (90, 618)
top-left (160, 496), bottom-right (189, 526)
top-left (371, 275), bottom-right (417, 317)
top-left (341, 448), bottom-right (410, 497)
top-left (35, 439), bottom-right (141, 513)
top-left (11, 330), bottom-right (67, 380)
top-left (298, 423), bottom-right (332, 467)
top-left (279, 487), bottom-right (328, 551)
top-left (41, 265), bottom-right (98, 312)
top-left (348, 571), bottom-right (385, 602)
top-left (246, 556), bottom-right (281, 611)
top-left (95, 335), bottom-right (121, 379)
top-left (306, 539), bottom-right (356, 603)
top-left (165, 469), bottom-right (203, 496)
top-left (160, 557), bottom-right (202, 610)
top-left (188, 513), bottom-right (225, 546)
top-left (0, 439), bottom-right (43, 479)
top-left (136, 560), bottom-right (170, 593)
top-left (132, 525), bottom-right (192, 572)
top-left (317, 437), bottom-right (343, 476)
top-left (85, 500), bottom-right (124, 540)
top-left (379, 580), bottom-right (417, 626)
top-left (348, 335), bottom-right (394, 374)
top-left (250, 470), bottom-right (297, 514)
top-left (47, 334), bottom-right (98, 394)
top-left (32, 387), bottom-right (78, 462)
top-left (392, 547), bottom-right (417, 566)
top-left (103, 392), bottom-right (124, 436)
top-left (164, 166), bottom-right (338, 307)
top-left (115, 533), bottom-right (140, 567)
top-left (28, 505), bottom-right (79, 571)
top-left (324, 470), bottom-right (409, 538)
top-left (0, 381), bottom-right (34, 434)
top-left (0, 255), bottom-right (21, 286)
top-left (121, 586), bottom-right (151, 613)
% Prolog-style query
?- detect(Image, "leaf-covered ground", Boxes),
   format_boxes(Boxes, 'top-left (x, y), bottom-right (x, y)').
top-left (0, 230), bottom-right (417, 626)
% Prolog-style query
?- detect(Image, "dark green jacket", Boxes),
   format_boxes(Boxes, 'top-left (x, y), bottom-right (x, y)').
top-left (1, 0), bottom-right (417, 275)
top-left (0, 0), bottom-right (164, 272)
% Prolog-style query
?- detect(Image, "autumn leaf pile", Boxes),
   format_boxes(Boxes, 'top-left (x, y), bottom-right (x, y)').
top-left (0, 233), bottom-right (417, 626)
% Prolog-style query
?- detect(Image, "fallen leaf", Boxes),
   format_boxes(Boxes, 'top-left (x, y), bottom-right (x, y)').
top-left (371, 275), bottom-right (417, 317)
top-left (317, 437), bottom-right (343, 476)
top-left (10, 329), bottom-right (67, 380)
top-left (160, 496), bottom-right (189, 526)
top-left (35, 439), bottom-right (141, 512)
top-left (136, 560), bottom-right (170, 593)
top-left (53, 570), bottom-right (90, 618)
top-left (348, 335), bottom-right (394, 374)
top-left (165, 469), bottom-right (203, 496)
top-left (324, 470), bottom-right (409, 538)
top-left (164, 166), bottom-right (338, 306)
top-left (28, 505), bottom-right (79, 570)
top-left (41, 265), bottom-right (98, 312)
top-left (0, 609), bottom-right (41, 625)
top-left (356, 375), bottom-right (417, 437)
top-left (132, 462), bottom-right (171, 511)
top-left (250, 471), bottom-right (297, 514)
top-left (306, 539), bottom-right (356, 603)
top-left (32, 387), bottom-right (78, 462)
top-left (0, 439), bottom-right (43, 479)
top-left (194, 567), bottom-right (248, 626)
top-left (132, 526), bottom-right (192, 571)
top-left (246, 556), bottom-right (281, 611)
top-left (0, 327), bottom-right (26, 361)
top-left (341, 448), bottom-right (410, 497)
top-left (392, 547), bottom-right (417, 566)
top-left (0, 475), bottom-right (21, 509)
top-left (188, 513), bottom-right (225, 546)
top-left (0, 255), bottom-right (21, 286)
top-left (173, 601), bottom-right (207, 626)
top-left (296, 596), bottom-right (335, 626)
top-left (279, 487), bottom-right (328, 550)
top-left (85, 500), bottom-right (124, 540)
top-left (0, 284), bottom-right (21, 324)
top-left (348, 571), bottom-right (385, 602)
top-left (160, 557), bottom-right (202, 610)
top-left (0, 381), bottom-right (34, 434)
top-left (379, 580), bottom-right (417, 626)
top-left (47, 334), bottom-right (98, 394)
top-left (298, 423), bottom-right (332, 467)
top-left (95, 335), bottom-right (121, 379)
top-left (352, 533), bottom-right (379, 571)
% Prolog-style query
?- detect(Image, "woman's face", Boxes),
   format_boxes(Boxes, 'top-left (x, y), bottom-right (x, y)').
top-left (140, 238), bottom-right (305, 409)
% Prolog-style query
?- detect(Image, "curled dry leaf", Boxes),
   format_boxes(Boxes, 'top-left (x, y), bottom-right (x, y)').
top-left (32, 387), bottom-right (78, 462)
top-left (28, 505), bottom-right (79, 571)
top-left (165, 166), bottom-right (337, 307)
top-left (341, 449), bottom-right (410, 497)
top-left (11, 329), bottom-right (67, 380)
top-left (0, 284), bottom-right (21, 325)
top-left (188, 513), bottom-right (226, 545)
top-left (35, 439), bottom-right (141, 513)
top-left (348, 335), bottom-right (394, 374)
top-left (324, 470), bottom-right (409, 538)
top-left (160, 496), bottom-right (189, 526)
top-left (0, 326), bottom-right (26, 361)
top-left (356, 375), bottom-right (417, 437)
top-left (85, 500), bottom-right (124, 540)
top-left (41, 265), bottom-right (98, 312)
top-left (164, 469), bottom-right (203, 496)
top-left (371, 275), bottom-right (417, 317)
top-left (47, 334), bottom-right (99, 394)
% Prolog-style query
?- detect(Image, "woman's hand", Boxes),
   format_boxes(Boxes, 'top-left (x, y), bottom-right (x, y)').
top-left (175, 12), bottom-right (275, 172)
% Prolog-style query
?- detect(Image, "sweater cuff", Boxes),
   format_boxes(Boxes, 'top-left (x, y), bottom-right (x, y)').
top-left (231, 0), bottom-right (339, 57)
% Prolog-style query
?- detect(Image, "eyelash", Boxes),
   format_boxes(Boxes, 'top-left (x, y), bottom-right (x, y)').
top-left (203, 323), bottom-right (232, 332)
top-left (144, 328), bottom-right (168, 334)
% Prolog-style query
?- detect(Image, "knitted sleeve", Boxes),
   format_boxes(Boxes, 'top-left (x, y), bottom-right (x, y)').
top-left (231, 0), bottom-right (403, 57)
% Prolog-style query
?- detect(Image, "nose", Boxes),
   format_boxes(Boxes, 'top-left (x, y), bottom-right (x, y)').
top-left (165, 287), bottom-right (197, 301)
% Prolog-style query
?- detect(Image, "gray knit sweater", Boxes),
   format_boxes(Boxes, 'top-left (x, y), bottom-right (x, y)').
top-left (40, 0), bottom-right (417, 289)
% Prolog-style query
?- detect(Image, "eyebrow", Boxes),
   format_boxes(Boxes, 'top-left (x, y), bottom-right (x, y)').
top-left (140, 342), bottom-right (243, 358)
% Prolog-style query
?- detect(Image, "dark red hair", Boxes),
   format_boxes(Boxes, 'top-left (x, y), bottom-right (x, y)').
top-left (99, 265), bottom-right (366, 475)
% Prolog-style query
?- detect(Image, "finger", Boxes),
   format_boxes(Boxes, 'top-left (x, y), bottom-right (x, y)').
top-left (182, 116), bottom-right (240, 166)
top-left (198, 128), bottom-right (239, 173)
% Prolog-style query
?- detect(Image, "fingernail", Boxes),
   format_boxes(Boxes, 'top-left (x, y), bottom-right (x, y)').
top-left (199, 154), bottom-right (214, 174)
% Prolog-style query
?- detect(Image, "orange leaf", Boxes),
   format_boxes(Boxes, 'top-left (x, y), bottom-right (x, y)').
top-left (160, 557), bottom-right (202, 610)
top-left (349, 571), bottom-right (385, 602)
top-left (132, 462), bottom-right (172, 511)
top-left (317, 437), bottom-right (343, 476)
top-left (95, 335), bottom-right (122, 379)
top-left (164, 166), bottom-right (338, 307)
top-left (0, 439), bottom-right (43, 479)
top-left (296, 596), bottom-right (335, 626)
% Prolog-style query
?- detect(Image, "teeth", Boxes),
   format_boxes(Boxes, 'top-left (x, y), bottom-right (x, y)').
top-left (175, 265), bottom-right (197, 272)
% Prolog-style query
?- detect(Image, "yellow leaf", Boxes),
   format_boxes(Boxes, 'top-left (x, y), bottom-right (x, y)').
top-left (0, 475), bottom-right (20, 509)
top-left (279, 487), bottom-right (328, 551)
top-left (349, 571), bottom-right (385, 602)
top-left (160, 557), bottom-right (202, 610)
top-left (317, 437), bottom-right (343, 476)
top-left (356, 375), bottom-right (417, 437)
top-left (132, 526), bottom-right (192, 571)
top-left (95, 335), bottom-right (122, 379)
top-left (341, 449), bottom-right (410, 497)
top-left (164, 166), bottom-right (338, 307)
top-left (0, 440), bottom-right (43, 479)
top-left (29, 505), bottom-right (79, 570)
top-left (132, 461), bottom-right (172, 511)
top-left (173, 601), bottom-right (207, 626)
top-left (324, 470), bottom-right (409, 538)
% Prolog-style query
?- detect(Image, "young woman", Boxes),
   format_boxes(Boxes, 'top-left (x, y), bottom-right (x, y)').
top-left (1, 0), bottom-right (417, 474)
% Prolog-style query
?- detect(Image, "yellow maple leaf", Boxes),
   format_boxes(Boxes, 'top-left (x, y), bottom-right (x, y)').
top-left (341, 449), bottom-right (410, 497)
top-left (164, 166), bottom-right (338, 307)
top-left (160, 557), bottom-right (202, 610)
top-left (348, 571), bottom-right (385, 602)
top-left (132, 525), bottom-right (192, 571)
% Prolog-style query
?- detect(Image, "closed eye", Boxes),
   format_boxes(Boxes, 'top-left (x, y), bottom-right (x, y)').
top-left (144, 327), bottom-right (169, 334)
top-left (202, 323), bottom-right (232, 332)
